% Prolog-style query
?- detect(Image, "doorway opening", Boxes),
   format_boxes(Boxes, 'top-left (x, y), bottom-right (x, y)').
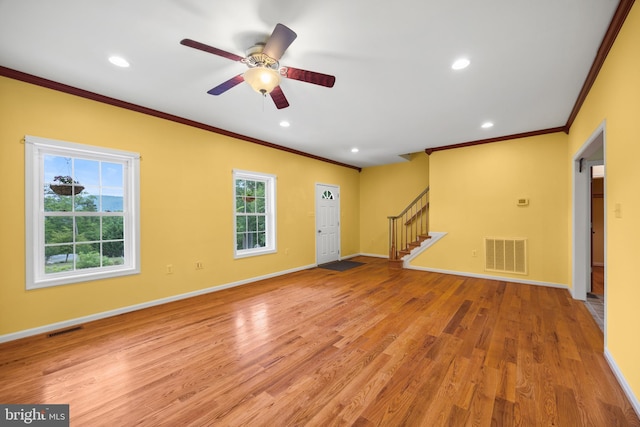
top-left (587, 164), bottom-right (605, 331)
top-left (572, 122), bottom-right (606, 336)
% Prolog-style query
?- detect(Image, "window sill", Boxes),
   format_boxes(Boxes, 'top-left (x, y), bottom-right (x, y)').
top-left (233, 247), bottom-right (277, 259)
top-left (27, 266), bottom-right (140, 290)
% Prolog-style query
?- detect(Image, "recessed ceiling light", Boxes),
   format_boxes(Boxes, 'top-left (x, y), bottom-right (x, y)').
top-left (451, 58), bottom-right (470, 70)
top-left (108, 56), bottom-right (130, 68)
top-left (351, 148), bottom-right (359, 153)
top-left (481, 121), bottom-right (494, 129)
top-left (279, 121), bottom-right (290, 128)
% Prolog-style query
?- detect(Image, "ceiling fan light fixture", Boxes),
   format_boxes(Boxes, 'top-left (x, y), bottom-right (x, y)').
top-left (244, 66), bottom-right (280, 95)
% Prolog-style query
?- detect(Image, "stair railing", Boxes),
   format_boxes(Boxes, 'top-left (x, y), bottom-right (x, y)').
top-left (388, 186), bottom-right (430, 261)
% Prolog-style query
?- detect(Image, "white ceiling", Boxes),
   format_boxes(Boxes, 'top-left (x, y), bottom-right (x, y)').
top-left (0, 0), bottom-right (620, 168)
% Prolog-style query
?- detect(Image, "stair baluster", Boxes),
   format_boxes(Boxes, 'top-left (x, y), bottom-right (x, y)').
top-left (388, 186), bottom-right (430, 268)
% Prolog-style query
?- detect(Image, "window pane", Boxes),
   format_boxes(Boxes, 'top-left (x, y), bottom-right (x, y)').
top-left (247, 215), bottom-right (257, 232)
top-left (236, 216), bottom-right (246, 232)
top-left (102, 188), bottom-right (123, 212)
top-left (256, 197), bottom-right (265, 213)
top-left (246, 180), bottom-right (256, 196)
top-left (246, 198), bottom-right (256, 213)
top-left (248, 232), bottom-right (258, 248)
top-left (76, 243), bottom-right (101, 269)
top-left (45, 216), bottom-right (73, 244)
top-left (44, 155), bottom-right (72, 184)
top-left (102, 162), bottom-right (123, 188)
top-left (45, 245), bottom-right (74, 274)
top-left (103, 241), bottom-right (124, 265)
top-left (236, 233), bottom-right (246, 250)
top-left (44, 192), bottom-right (72, 212)
top-left (236, 197), bottom-right (246, 213)
top-left (102, 216), bottom-right (124, 240)
top-left (257, 232), bottom-right (266, 247)
top-left (75, 192), bottom-right (98, 212)
top-left (75, 158), bottom-right (100, 186)
top-left (76, 216), bottom-right (100, 242)
top-left (257, 216), bottom-right (265, 232)
top-left (235, 179), bottom-right (246, 196)
top-left (255, 181), bottom-right (265, 197)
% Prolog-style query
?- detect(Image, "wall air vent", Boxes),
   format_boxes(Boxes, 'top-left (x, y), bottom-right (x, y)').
top-left (484, 238), bottom-right (527, 275)
top-left (47, 326), bottom-right (83, 338)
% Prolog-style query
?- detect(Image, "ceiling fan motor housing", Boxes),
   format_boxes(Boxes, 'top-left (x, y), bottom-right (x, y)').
top-left (244, 44), bottom-right (279, 70)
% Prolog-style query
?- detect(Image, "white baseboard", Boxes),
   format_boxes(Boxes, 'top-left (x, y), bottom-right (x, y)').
top-left (339, 254), bottom-right (364, 260)
top-left (604, 348), bottom-right (640, 419)
top-left (0, 263), bottom-right (316, 344)
top-left (404, 265), bottom-right (569, 290)
top-left (354, 252), bottom-right (388, 259)
top-left (348, 248), bottom-right (568, 290)
top-left (356, 232), bottom-right (449, 262)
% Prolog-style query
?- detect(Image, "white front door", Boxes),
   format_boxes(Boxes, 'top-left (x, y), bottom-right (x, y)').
top-left (316, 184), bottom-right (340, 265)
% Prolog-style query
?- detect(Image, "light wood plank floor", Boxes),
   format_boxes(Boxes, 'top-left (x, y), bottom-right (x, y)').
top-left (592, 266), bottom-right (605, 295)
top-left (1, 257), bottom-right (638, 426)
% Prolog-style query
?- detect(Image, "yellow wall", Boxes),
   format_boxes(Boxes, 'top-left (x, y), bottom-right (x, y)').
top-left (566, 2), bottom-right (640, 402)
top-left (359, 152), bottom-right (429, 256)
top-left (0, 76), bottom-right (360, 336)
top-left (410, 133), bottom-right (570, 286)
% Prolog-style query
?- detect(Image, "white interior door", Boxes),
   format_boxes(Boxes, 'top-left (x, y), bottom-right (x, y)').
top-left (316, 184), bottom-right (340, 265)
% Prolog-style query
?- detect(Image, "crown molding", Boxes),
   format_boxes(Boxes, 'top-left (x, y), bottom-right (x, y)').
top-left (425, 126), bottom-right (566, 155)
top-left (425, 0), bottom-right (635, 155)
top-left (0, 66), bottom-right (361, 172)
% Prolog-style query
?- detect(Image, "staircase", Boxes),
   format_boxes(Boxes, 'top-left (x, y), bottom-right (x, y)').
top-left (388, 186), bottom-right (430, 268)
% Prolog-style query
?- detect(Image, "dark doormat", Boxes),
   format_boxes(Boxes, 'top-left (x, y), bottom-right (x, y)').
top-left (318, 260), bottom-right (364, 272)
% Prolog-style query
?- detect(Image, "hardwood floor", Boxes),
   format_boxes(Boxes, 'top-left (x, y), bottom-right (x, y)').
top-left (592, 265), bottom-right (605, 295)
top-left (1, 257), bottom-right (638, 426)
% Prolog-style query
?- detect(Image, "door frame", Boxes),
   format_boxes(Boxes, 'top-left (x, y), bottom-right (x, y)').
top-left (572, 121), bottom-right (606, 312)
top-left (315, 183), bottom-right (341, 265)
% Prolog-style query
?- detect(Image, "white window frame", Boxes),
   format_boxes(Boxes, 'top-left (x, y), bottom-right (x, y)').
top-left (25, 135), bottom-right (140, 289)
top-left (233, 169), bottom-right (277, 259)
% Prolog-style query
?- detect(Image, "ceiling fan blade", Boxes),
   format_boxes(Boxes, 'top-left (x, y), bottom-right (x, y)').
top-left (263, 24), bottom-right (297, 61)
top-left (270, 86), bottom-right (290, 109)
top-left (207, 74), bottom-right (245, 95)
top-left (283, 67), bottom-right (335, 88)
top-left (180, 38), bottom-right (244, 62)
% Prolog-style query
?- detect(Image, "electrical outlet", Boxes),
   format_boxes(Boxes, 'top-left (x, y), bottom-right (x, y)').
top-left (166, 264), bottom-right (173, 274)
top-left (195, 261), bottom-right (204, 270)
top-left (471, 250), bottom-right (477, 257)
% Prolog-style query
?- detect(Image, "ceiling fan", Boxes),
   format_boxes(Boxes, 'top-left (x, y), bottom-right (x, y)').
top-left (181, 23), bottom-right (335, 109)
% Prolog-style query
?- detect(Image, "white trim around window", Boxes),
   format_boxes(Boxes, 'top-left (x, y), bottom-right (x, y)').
top-left (25, 135), bottom-right (140, 289)
top-left (233, 169), bottom-right (277, 259)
